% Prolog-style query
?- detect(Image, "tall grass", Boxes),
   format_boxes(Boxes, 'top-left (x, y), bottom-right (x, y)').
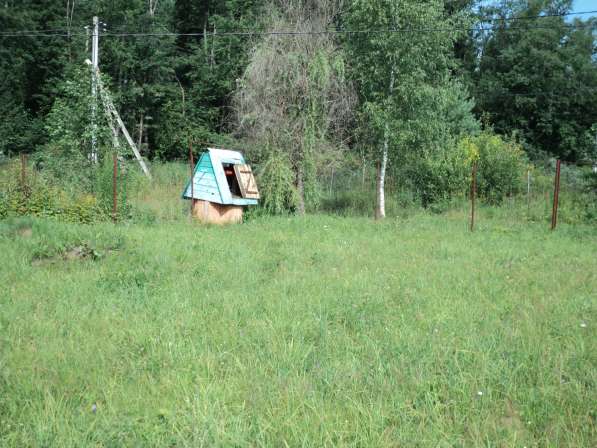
top-left (130, 161), bottom-right (189, 222)
top-left (0, 210), bottom-right (595, 446)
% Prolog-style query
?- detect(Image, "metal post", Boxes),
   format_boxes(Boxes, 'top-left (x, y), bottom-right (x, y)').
top-left (551, 160), bottom-right (561, 231)
top-left (189, 139), bottom-right (194, 219)
top-left (90, 16), bottom-right (99, 163)
top-left (470, 160), bottom-right (477, 232)
top-left (112, 153), bottom-right (117, 223)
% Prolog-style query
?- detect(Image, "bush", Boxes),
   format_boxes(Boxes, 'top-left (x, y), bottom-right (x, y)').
top-left (473, 133), bottom-right (526, 204)
top-left (0, 158), bottom-right (108, 223)
top-left (578, 168), bottom-right (597, 222)
top-left (406, 132), bottom-right (526, 207)
top-left (94, 154), bottom-right (135, 220)
top-left (406, 144), bottom-right (469, 207)
top-left (254, 150), bottom-right (298, 215)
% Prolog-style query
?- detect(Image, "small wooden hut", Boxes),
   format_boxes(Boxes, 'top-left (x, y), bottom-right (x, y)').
top-left (182, 148), bottom-right (259, 224)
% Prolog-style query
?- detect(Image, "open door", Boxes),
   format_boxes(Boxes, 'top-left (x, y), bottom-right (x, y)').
top-left (233, 164), bottom-right (260, 199)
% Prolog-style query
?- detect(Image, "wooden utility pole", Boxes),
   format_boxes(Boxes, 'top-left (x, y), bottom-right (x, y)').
top-left (95, 71), bottom-right (152, 178)
top-left (90, 16), bottom-right (99, 163)
top-left (86, 16), bottom-right (151, 179)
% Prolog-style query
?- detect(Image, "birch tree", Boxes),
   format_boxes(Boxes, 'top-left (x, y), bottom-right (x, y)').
top-left (343, 0), bottom-right (465, 218)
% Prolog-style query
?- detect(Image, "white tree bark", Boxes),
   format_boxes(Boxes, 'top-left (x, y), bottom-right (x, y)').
top-left (148, 0), bottom-right (158, 17)
top-left (376, 68), bottom-right (395, 220)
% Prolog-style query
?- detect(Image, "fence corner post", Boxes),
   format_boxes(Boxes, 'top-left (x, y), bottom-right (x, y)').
top-left (551, 159), bottom-right (561, 231)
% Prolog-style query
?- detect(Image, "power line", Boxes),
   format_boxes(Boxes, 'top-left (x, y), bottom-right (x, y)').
top-left (0, 22), bottom-right (594, 38)
top-left (0, 10), bottom-right (595, 38)
top-left (480, 10), bottom-right (597, 22)
top-left (1, 9), bottom-right (595, 36)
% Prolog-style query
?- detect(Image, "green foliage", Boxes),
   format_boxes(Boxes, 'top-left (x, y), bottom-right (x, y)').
top-left (406, 143), bottom-right (470, 207)
top-left (581, 169), bottom-right (597, 222)
top-left (235, 3), bottom-right (354, 213)
top-left (404, 131), bottom-right (526, 207)
top-left (0, 153), bottom-right (137, 224)
top-left (473, 132), bottom-right (526, 204)
top-left (94, 154), bottom-right (134, 220)
top-left (344, 0), bottom-right (473, 151)
top-left (0, 99), bottom-right (43, 157)
top-left (0, 159), bottom-right (106, 223)
top-left (254, 150), bottom-right (298, 215)
top-left (38, 65), bottom-right (113, 189)
top-left (475, 2), bottom-right (597, 161)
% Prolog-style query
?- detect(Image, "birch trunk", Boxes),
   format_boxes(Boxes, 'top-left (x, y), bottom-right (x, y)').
top-left (375, 68), bottom-right (395, 220)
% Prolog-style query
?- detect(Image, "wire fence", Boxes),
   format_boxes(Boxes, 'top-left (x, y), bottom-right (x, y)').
top-left (1, 152), bottom-right (595, 229)
top-left (316, 158), bottom-right (596, 229)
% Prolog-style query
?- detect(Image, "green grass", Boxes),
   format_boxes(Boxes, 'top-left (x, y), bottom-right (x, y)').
top-left (0, 211), bottom-right (595, 446)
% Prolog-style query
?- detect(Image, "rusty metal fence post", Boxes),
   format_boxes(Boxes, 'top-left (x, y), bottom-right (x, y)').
top-left (470, 160), bottom-right (477, 232)
top-left (112, 153), bottom-right (118, 223)
top-left (551, 159), bottom-right (561, 231)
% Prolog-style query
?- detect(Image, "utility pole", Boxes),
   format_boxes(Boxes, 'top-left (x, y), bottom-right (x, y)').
top-left (90, 16), bottom-right (99, 163)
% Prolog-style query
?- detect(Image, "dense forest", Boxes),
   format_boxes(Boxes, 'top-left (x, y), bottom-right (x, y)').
top-left (1, 0), bottom-right (596, 216)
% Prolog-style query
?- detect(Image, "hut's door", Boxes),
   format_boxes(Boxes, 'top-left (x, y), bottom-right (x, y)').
top-left (234, 165), bottom-right (260, 199)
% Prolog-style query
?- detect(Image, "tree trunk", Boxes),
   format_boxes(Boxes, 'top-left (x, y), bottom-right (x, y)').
top-left (296, 166), bottom-right (305, 215)
top-left (149, 0), bottom-right (158, 17)
top-left (375, 151), bottom-right (387, 219)
top-left (137, 115), bottom-right (144, 154)
top-left (375, 68), bottom-right (395, 220)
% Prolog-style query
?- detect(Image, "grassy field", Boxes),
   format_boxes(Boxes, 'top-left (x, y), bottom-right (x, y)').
top-left (0, 209), bottom-right (596, 446)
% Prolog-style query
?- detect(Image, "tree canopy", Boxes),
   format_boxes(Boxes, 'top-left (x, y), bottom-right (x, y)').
top-left (0, 0), bottom-right (595, 172)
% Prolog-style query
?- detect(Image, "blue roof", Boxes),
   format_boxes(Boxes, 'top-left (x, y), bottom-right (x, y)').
top-left (182, 148), bottom-right (258, 206)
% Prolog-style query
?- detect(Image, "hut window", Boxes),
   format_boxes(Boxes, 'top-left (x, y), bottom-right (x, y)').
top-left (222, 163), bottom-right (242, 197)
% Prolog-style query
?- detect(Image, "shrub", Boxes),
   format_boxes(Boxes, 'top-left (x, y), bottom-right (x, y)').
top-left (579, 168), bottom-right (597, 222)
top-left (406, 131), bottom-right (526, 207)
top-left (0, 158), bottom-right (107, 223)
top-left (406, 144), bottom-right (470, 207)
top-left (473, 133), bottom-right (526, 204)
top-left (94, 154), bottom-right (134, 220)
top-left (254, 151), bottom-right (298, 215)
